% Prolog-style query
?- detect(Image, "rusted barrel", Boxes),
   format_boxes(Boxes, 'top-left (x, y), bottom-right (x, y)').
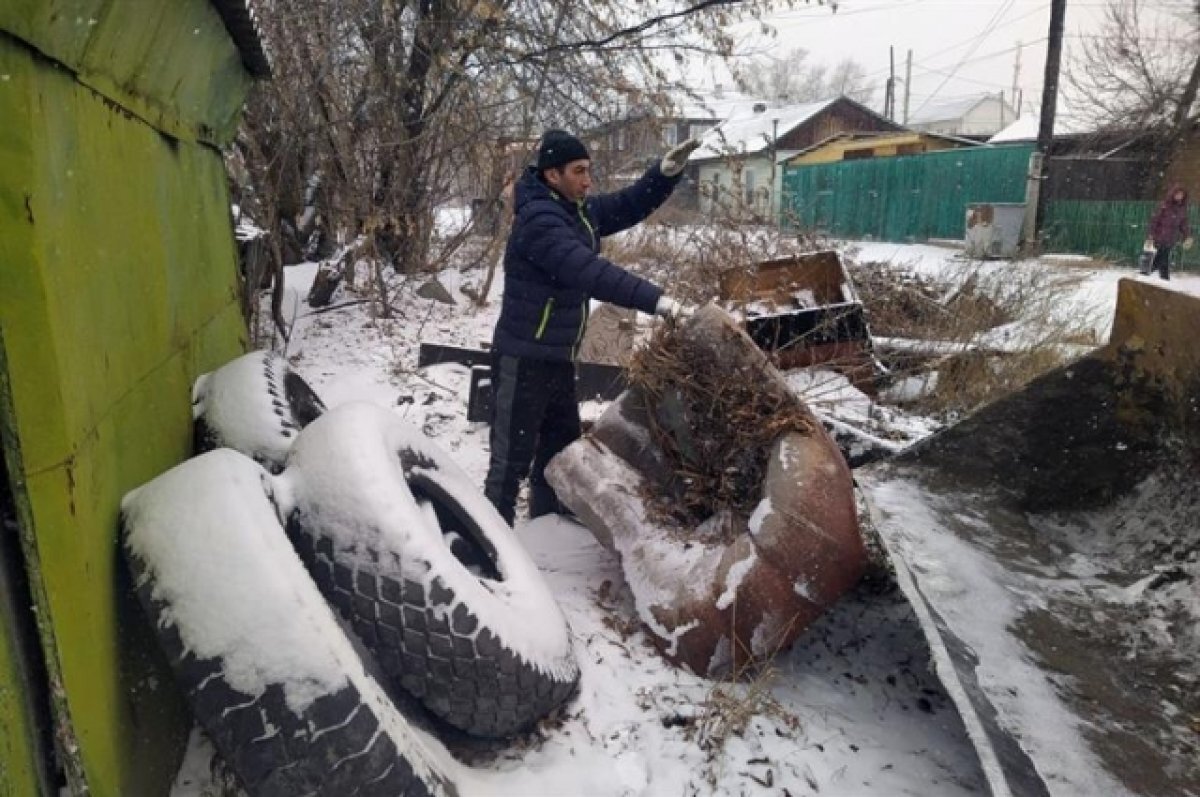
top-left (548, 305), bottom-right (866, 677)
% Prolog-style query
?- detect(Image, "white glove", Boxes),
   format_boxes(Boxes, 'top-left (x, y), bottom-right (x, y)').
top-left (654, 296), bottom-right (692, 321)
top-left (660, 138), bottom-right (702, 177)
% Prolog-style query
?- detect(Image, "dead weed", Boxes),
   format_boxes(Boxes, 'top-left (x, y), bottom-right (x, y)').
top-left (627, 321), bottom-right (814, 527)
top-left (849, 255), bottom-right (1103, 417)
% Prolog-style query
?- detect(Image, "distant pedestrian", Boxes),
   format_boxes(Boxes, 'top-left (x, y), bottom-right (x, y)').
top-left (1143, 185), bottom-right (1192, 280)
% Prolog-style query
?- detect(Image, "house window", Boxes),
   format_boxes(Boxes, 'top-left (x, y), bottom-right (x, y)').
top-left (689, 122), bottom-right (713, 140)
top-left (744, 169), bottom-right (756, 205)
top-left (663, 124), bottom-right (678, 147)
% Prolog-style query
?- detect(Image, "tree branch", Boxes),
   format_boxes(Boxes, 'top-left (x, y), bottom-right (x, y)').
top-left (514, 0), bottom-right (742, 61)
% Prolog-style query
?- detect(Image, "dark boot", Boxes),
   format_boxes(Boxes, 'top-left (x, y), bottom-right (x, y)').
top-left (528, 481), bottom-right (569, 519)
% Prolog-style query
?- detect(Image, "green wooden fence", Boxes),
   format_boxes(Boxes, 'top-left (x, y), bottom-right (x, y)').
top-left (781, 145), bottom-right (1034, 241)
top-left (782, 147), bottom-right (1197, 270)
top-left (1044, 201), bottom-right (1199, 268)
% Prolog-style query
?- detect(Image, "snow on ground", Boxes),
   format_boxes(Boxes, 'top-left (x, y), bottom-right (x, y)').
top-left (171, 240), bottom-right (1197, 797)
top-left (843, 241), bottom-right (1200, 344)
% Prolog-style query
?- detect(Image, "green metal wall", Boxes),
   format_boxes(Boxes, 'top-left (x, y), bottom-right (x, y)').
top-left (0, 3), bottom-right (253, 794)
top-left (0, 0), bottom-right (251, 147)
top-left (0, 421), bottom-right (47, 795)
top-left (782, 145), bottom-right (1034, 242)
top-left (1044, 201), bottom-right (1200, 269)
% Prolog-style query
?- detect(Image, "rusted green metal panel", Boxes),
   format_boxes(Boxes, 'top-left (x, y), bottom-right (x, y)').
top-left (0, 435), bottom-right (45, 796)
top-left (0, 3), bottom-right (252, 793)
top-left (0, 336), bottom-right (58, 797)
top-left (0, 0), bottom-right (253, 146)
top-left (0, 620), bottom-right (39, 796)
top-left (0, 628), bottom-right (41, 796)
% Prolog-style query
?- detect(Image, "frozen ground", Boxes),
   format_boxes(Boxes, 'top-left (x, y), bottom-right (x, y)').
top-left (170, 240), bottom-right (1199, 796)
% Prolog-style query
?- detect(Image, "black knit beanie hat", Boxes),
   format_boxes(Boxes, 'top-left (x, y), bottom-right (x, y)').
top-left (537, 129), bottom-right (590, 171)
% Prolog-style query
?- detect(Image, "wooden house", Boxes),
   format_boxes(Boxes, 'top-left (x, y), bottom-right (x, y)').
top-left (787, 130), bottom-right (980, 166)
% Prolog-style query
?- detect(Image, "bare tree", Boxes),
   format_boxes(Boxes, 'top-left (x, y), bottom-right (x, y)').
top-left (234, 0), bottom-right (836, 317)
top-left (826, 58), bottom-right (874, 105)
top-left (733, 47), bottom-right (874, 105)
top-left (1065, 0), bottom-right (1200, 179)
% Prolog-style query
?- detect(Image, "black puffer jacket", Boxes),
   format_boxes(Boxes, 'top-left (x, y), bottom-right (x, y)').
top-left (491, 162), bottom-right (681, 361)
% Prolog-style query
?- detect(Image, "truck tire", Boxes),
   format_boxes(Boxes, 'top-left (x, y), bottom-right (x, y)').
top-left (122, 449), bottom-right (457, 797)
top-left (279, 402), bottom-right (579, 738)
top-left (192, 351), bottom-right (326, 472)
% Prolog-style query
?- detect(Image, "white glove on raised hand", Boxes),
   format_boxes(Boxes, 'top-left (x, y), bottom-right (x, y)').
top-left (660, 138), bottom-right (702, 177)
top-left (654, 296), bottom-right (693, 321)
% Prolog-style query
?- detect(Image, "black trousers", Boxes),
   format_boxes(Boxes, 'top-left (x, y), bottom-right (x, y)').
top-left (484, 354), bottom-right (580, 524)
top-left (1149, 244), bottom-right (1174, 280)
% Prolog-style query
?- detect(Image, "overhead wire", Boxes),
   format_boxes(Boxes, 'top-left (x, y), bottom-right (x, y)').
top-left (911, 0), bottom-right (1019, 116)
top-left (843, 1), bottom-right (1049, 84)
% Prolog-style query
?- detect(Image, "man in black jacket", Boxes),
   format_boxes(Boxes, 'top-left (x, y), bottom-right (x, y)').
top-left (484, 129), bottom-right (700, 524)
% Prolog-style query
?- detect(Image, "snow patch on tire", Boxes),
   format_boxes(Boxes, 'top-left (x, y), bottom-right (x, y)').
top-left (278, 402), bottom-right (579, 737)
top-left (192, 351), bottom-right (326, 471)
top-left (122, 449), bottom-right (457, 796)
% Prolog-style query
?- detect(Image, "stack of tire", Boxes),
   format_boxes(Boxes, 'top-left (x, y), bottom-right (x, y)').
top-left (123, 351), bottom-right (580, 796)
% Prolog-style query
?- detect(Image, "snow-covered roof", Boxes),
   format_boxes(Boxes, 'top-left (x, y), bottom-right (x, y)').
top-left (988, 113), bottom-right (1092, 143)
top-left (988, 115), bottom-right (1039, 143)
top-left (908, 94), bottom-right (997, 125)
top-left (692, 97), bottom-right (841, 161)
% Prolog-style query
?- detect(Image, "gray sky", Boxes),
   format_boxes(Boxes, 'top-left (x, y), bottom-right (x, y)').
top-left (677, 0), bottom-right (1194, 121)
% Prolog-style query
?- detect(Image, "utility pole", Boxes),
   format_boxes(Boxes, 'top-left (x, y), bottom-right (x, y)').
top-left (1023, 0), bottom-right (1067, 249)
top-left (887, 46), bottom-right (896, 120)
top-left (771, 117), bottom-right (779, 220)
top-left (1011, 40), bottom-right (1022, 117)
top-left (904, 49), bottom-right (912, 124)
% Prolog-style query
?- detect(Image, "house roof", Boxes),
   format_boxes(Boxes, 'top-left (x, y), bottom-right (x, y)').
top-left (691, 96), bottom-right (902, 162)
top-left (785, 129), bottom-right (984, 162)
top-left (209, 0), bottom-right (271, 77)
top-left (988, 113), bottom-right (1092, 143)
top-left (908, 93), bottom-right (1001, 125)
top-left (691, 97), bottom-right (841, 161)
top-left (988, 115), bottom-right (1039, 143)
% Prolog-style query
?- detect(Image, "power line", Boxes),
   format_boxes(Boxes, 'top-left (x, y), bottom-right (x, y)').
top-left (903, 2), bottom-right (1048, 69)
top-left (850, 2), bottom-right (1049, 82)
top-left (911, 39), bottom-right (1047, 75)
top-left (912, 0), bottom-right (1018, 116)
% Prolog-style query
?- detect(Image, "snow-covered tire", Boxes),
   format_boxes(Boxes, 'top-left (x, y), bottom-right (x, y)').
top-left (122, 449), bottom-right (457, 797)
top-left (192, 350), bottom-right (326, 472)
top-left (279, 402), bottom-right (579, 738)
